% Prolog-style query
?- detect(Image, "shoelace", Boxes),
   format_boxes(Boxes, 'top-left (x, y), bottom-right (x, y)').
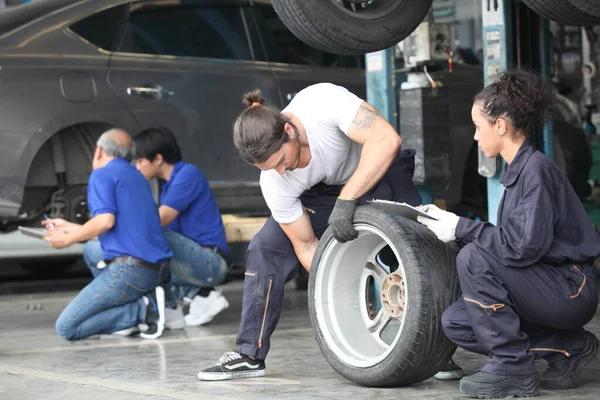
top-left (217, 351), bottom-right (242, 365)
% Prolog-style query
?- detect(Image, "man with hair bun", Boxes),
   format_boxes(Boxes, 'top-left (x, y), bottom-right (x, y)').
top-left (417, 69), bottom-right (600, 398)
top-left (198, 83), bottom-right (422, 380)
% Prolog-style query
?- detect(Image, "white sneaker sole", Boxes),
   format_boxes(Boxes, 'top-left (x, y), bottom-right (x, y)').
top-left (165, 319), bottom-right (186, 330)
top-left (185, 297), bottom-right (229, 327)
top-left (141, 287), bottom-right (166, 339)
top-left (434, 370), bottom-right (464, 380)
top-left (111, 326), bottom-right (140, 336)
top-left (197, 369), bottom-right (266, 381)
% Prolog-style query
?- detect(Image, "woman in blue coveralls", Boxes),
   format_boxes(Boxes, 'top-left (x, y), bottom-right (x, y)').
top-left (417, 69), bottom-right (600, 398)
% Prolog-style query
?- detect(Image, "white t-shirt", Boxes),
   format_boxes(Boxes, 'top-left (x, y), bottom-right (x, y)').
top-left (259, 83), bottom-right (364, 224)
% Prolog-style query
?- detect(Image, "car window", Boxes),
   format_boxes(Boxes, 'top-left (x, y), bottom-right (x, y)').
top-left (68, 5), bottom-right (127, 51)
top-left (248, 5), bottom-right (364, 69)
top-left (118, 4), bottom-right (252, 61)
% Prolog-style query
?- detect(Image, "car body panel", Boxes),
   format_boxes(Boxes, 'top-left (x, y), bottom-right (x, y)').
top-left (0, 0), bottom-right (369, 264)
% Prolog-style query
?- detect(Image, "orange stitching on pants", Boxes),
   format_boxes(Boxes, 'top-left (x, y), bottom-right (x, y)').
top-left (464, 296), bottom-right (505, 311)
top-left (530, 347), bottom-right (571, 357)
top-left (570, 265), bottom-right (586, 299)
top-left (258, 278), bottom-right (273, 349)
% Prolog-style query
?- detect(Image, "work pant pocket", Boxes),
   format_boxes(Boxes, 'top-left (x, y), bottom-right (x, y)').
top-left (113, 265), bottom-right (159, 305)
top-left (567, 265), bottom-right (587, 300)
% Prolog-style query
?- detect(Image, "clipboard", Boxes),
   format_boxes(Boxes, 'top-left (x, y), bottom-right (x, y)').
top-left (367, 200), bottom-right (439, 221)
top-left (18, 226), bottom-right (48, 240)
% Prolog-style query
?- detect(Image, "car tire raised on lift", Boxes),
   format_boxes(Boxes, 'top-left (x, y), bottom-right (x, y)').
top-left (271, 0), bottom-right (433, 55)
top-left (522, 0), bottom-right (600, 26)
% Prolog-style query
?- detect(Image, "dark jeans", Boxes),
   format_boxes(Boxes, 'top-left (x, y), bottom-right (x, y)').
top-left (236, 149), bottom-right (422, 359)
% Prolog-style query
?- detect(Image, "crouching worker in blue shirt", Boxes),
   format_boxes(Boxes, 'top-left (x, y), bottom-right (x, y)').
top-left (417, 70), bottom-right (600, 398)
top-left (134, 126), bottom-right (230, 328)
top-left (43, 128), bottom-right (173, 340)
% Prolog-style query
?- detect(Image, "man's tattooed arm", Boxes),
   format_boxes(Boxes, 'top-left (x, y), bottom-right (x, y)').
top-left (351, 105), bottom-right (381, 131)
top-left (340, 102), bottom-right (401, 200)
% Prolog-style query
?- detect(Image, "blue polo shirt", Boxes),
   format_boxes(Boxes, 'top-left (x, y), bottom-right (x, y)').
top-left (160, 162), bottom-right (229, 254)
top-left (87, 158), bottom-right (173, 264)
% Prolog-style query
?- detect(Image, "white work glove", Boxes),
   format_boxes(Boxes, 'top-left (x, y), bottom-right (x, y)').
top-left (416, 204), bottom-right (460, 242)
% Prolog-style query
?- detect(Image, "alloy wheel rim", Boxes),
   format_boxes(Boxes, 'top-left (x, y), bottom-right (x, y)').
top-left (314, 223), bottom-right (408, 368)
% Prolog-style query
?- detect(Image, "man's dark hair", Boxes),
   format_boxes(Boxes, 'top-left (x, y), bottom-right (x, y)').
top-left (134, 125), bottom-right (183, 164)
top-left (233, 89), bottom-right (290, 164)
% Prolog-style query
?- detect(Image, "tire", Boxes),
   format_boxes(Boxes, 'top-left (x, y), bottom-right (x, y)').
top-left (271, 0), bottom-right (433, 55)
top-left (521, 0), bottom-right (600, 26)
top-left (308, 205), bottom-right (460, 387)
top-left (571, 0), bottom-right (600, 17)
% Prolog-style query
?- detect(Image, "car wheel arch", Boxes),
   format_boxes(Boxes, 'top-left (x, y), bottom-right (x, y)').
top-left (19, 122), bottom-right (118, 216)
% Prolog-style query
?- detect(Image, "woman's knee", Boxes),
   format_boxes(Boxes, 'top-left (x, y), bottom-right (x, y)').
top-left (455, 243), bottom-right (483, 276)
top-left (441, 301), bottom-right (462, 338)
top-left (441, 307), bottom-right (453, 335)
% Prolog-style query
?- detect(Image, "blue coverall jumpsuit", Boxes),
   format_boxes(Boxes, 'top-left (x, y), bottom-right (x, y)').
top-left (443, 141), bottom-right (600, 375)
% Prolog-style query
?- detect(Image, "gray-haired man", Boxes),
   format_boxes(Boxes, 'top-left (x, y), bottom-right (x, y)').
top-left (44, 128), bottom-right (173, 340)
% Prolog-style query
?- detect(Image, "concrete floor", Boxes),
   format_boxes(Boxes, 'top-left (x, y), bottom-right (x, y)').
top-left (0, 282), bottom-right (599, 400)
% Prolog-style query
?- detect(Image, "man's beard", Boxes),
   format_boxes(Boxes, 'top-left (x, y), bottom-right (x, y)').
top-left (288, 129), bottom-right (301, 171)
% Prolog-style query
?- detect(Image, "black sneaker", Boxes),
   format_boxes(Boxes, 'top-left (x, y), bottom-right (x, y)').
top-left (542, 331), bottom-right (599, 390)
top-left (434, 359), bottom-right (464, 380)
top-left (459, 371), bottom-right (539, 398)
top-left (197, 351), bottom-right (266, 381)
top-left (140, 286), bottom-right (165, 339)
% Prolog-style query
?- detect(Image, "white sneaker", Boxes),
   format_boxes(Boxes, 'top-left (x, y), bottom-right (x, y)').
top-left (433, 359), bottom-right (464, 380)
top-left (140, 286), bottom-right (166, 339)
top-left (111, 324), bottom-right (148, 336)
top-left (111, 326), bottom-right (140, 336)
top-left (165, 305), bottom-right (186, 330)
top-left (184, 291), bottom-right (229, 327)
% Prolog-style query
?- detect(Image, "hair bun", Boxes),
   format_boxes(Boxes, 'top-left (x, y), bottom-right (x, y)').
top-left (498, 69), bottom-right (552, 117)
top-left (242, 89), bottom-right (265, 108)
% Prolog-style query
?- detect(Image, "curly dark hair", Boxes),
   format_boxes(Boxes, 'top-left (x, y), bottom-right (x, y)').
top-left (474, 69), bottom-right (553, 147)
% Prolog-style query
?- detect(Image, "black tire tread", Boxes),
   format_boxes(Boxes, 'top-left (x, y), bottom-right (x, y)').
top-left (309, 205), bottom-right (461, 387)
top-left (271, 0), bottom-right (433, 55)
top-left (571, 0), bottom-right (600, 17)
top-left (522, 0), bottom-right (600, 26)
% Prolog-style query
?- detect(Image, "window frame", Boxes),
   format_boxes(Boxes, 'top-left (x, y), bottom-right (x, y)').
top-left (111, 0), bottom-right (258, 62)
top-left (243, 2), bottom-right (365, 70)
top-left (65, 1), bottom-right (131, 54)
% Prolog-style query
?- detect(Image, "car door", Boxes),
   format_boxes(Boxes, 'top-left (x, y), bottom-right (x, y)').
top-left (245, 3), bottom-right (367, 108)
top-left (107, 0), bottom-right (279, 214)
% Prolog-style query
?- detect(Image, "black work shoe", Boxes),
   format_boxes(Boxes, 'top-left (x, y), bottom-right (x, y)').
top-left (459, 371), bottom-right (539, 398)
top-left (197, 351), bottom-right (266, 381)
top-left (542, 331), bottom-right (599, 390)
top-left (140, 286), bottom-right (165, 339)
top-left (434, 359), bottom-right (464, 380)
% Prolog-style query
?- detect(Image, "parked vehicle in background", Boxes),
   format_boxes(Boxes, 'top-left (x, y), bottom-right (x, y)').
top-left (0, 0), bottom-right (365, 275)
top-left (0, 0), bottom-right (591, 279)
